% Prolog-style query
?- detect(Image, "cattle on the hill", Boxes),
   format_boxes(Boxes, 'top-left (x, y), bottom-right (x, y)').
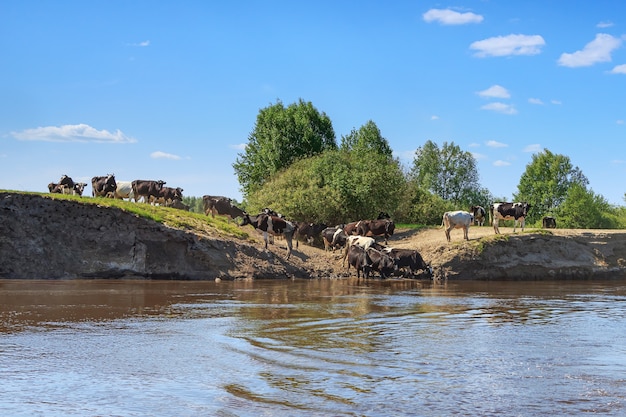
top-left (346, 245), bottom-right (372, 279)
top-left (202, 195), bottom-right (245, 220)
top-left (72, 182), bottom-right (87, 196)
top-left (383, 248), bottom-right (432, 278)
top-left (490, 202), bottom-right (531, 234)
top-left (131, 180), bottom-right (166, 203)
top-left (48, 182), bottom-right (65, 194)
top-left (113, 181), bottom-right (134, 200)
top-left (442, 210), bottom-right (474, 242)
top-left (59, 175), bottom-right (75, 190)
top-left (342, 221), bottom-right (361, 236)
top-left (542, 216), bottom-right (557, 229)
top-left (151, 186), bottom-right (183, 205)
top-left (470, 205), bottom-right (486, 226)
top-left (366, 247), bottom-right (396, 278)
top-left (356, 218), bottom-right (395, 244)
top-left (91, 174), bottom-right (117, 198)
top-left (165, 199), bottom-right (190, 211)
top-left (240, 213), bottom-right (296, 259)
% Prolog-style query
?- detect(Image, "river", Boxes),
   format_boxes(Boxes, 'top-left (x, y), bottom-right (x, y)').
top-left (1, 278), bottom-right (625, 416)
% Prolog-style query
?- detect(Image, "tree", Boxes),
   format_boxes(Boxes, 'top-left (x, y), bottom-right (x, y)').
top-left (340, 120), bottom-right (393, 158)
top-left (245, 149), bottom-right (407, 225)
top-left (556, 184), bottom-right (618, 228)
top-left (514, 149), bottom-right (588, 223)
top-left (410, 140), bottom-right (481, 206)
top-left (233, 99), bottom-right (337, 197)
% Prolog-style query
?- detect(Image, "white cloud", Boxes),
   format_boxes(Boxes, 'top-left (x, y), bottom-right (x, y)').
top-left (230, 143), bottom-right (247, 151)
top-left (523, 144), bottom-right (542, 152)
top-left (423, 8), bottom-right (483, 25)
top-left (150, 151), bottom-right (181, 160)
top-left (470, 34), bottom-right (545, 57)
top-left (597, 21), bottom-right (614, 28)
top-left (431, 115), bottom-right (439, 120)
top-left (610, 64), bottom-right (626, 74)
top-left (477, 85), bottom-right (510, 99)
top-left (481, 102), bottom-right (518, 115)
top-left (468, 142), bottom-right (480, 148)
top-left (128, 40), bottom-right (150, 47)
top-left (486, 140), bottom-right (508, 148)
top-left (528, 98), bottom-right (544, 105)
top-left (493, 160), bottom-right (511, 167)
top-left (471, 152), bottom-right (487, 160)
top-left (551, 99), bottom-right (562, 105)
top-left (11, 124), bottom-right (136, 143)
top-left (558, 33), bottom-right (621, 67)
top-left (617, 120), bottom-right (625, 125)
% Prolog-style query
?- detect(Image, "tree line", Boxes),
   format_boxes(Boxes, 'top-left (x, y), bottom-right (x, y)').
top-left (187, 98), bottom-right (626, 229)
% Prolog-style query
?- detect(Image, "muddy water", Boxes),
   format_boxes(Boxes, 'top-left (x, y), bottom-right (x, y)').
top-left (1, 278), bottom-right (625, 416)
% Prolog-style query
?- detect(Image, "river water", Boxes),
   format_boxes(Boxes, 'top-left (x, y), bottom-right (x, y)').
top-left (1, 278), bottom-right (625, 417)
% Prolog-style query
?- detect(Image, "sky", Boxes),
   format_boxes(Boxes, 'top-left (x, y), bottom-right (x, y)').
top-left (1, 1), bottom-right (625, 206)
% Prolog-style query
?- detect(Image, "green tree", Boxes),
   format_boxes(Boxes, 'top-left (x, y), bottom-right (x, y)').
top-left (514, 149), bottom-right (588, 223)
top-left (556, 184), bottom-right (618, 228)
top-left (410, 140), bottom-right (481, 206)
top-left (233, 99), bottom-right (337, 197)
top-left (340, 120), bottom-right (393, 158)
top-left (245, 148), bottom-right (407, 225)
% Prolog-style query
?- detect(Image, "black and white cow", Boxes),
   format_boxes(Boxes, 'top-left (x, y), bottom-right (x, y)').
top-left (470, 205), bottom-right (486, 226)
top-left (240, 213), bottom-right (296, 259)
top-left (383, 248), bottom-right (432, 278)
top-left (202, 195), bottom-right (246, 220)
top-left (346, 245), bottom-right (372, 279)
top-left (131, 180), bottom-right (166, 203)
top-left (91, 174), bottom-right (117, 198)
top-left (321, 226), bottom-right (347, 252)
top-left (490, 202), bottom-right (531, 234)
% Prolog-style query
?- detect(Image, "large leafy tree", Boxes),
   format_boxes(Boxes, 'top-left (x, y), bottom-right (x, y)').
top-left (233, 99), bottom-right (337, 197)
top-left (556, 183), bottom-right (618, 228)
top-left (514, 149), bottom-right (588, 223)
top-left (340, 120), bottom-right (393, 158)
top-left (410, 140), bottom-right (481, 206)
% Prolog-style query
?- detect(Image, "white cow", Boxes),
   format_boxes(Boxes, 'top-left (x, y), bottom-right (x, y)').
top-left (442, 210), bottom-right (474, 242)
top-left (113, 181), bottom-right (135, 200)
top-left (341, 235), bottom-right (376, 267)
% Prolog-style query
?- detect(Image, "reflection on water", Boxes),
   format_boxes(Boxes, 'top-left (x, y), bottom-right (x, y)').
top-left (1, 279), bottom-right (625, 416)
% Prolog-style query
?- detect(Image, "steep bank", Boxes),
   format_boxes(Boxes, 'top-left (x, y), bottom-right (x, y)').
top-left (2, 192), bottom-right (626, 280)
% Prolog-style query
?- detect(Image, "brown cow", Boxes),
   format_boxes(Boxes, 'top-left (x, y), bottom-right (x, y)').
top-left (356, 219), bottom-right (395, 244)
top-left (151, 186), bottom-right (183, 205)
top-left (131, 180), bottom-right (166, 203)
top-left (202, 195), bottom-right (245, 220)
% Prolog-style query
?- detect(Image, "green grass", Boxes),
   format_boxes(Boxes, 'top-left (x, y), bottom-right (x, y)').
top-left (3, 190), bottom-right (249, 239)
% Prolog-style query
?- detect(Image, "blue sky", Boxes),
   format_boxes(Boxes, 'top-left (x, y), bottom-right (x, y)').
top-left (1, 1), bottom-right (625, 205)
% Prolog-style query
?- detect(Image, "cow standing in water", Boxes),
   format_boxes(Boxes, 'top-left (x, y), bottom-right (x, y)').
top-left (490, 202), bottom-right (531, 234)
top-left (240, 213), bottom-right (296, 259)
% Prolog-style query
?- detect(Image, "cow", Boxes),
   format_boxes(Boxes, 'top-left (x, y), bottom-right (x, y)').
top-left (356, 218), bottom-right (395, 244)
top-left (240, 213), bottom-right (296, 259)
top-left (322, 226), bottom-right (347, 252)
top-left (165, 199), bottom-right (190, 211)
top-left (542, 216), bottom-right (556, 229)
top-left (202, 195), bottom-right (246, 221)
top-left (346, 245), bottom-right (372, 279)
top-left (131, 180), bottom-right (166, 203)
top-left (366, 247), bottom-right (396, 278)
top-left (151, 186), bottom-right (183, 205)
top-left (470, 205), bottom-right (486, 226)
top-left (295, 222), bottom-right (327, 248)
top-left (59, 175), bottom-right (75, 190)
top-left (342, 235), bottom-right (377, 267)
top-left (490, 202), bottom-right (531, 234)
top-left (91, 174), bottom-right (117, 198)
top-left (383, 248), bottom-right (432, 278)
top-left (442, 210), bottom-right (474, 242)
top-left (342, 221), bottom-right (361, 236)
top-left (113, 181), bottom-right (134, 200)
top-left (48, 182), bottom-right (65, 194)
top-left (72, 182), bottom-right (87, 196)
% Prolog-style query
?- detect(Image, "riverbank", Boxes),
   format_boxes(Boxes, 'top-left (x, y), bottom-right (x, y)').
top-left (2, 192), bottom-right (625, 280)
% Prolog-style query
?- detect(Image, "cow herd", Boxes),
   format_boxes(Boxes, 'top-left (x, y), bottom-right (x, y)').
top-left (442, 201), bottom-right (534, 241)
top-left (48, 174), bottom-right (188, 209)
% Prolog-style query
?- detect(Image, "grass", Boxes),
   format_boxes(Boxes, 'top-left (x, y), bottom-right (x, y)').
top-left (2, 190), bottom-right (249, 240)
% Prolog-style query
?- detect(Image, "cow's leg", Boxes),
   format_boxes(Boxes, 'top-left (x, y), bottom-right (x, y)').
top-left (445, 227), bottom-right (452, 242)
top-left (493, 218), bottom-right (500, 234)
top-left (285, 233), bottom-right (293, 259)
top-left (464, 226), bottom-right (469, 240)
top-left (263, 231), bottom-right (269, 249)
